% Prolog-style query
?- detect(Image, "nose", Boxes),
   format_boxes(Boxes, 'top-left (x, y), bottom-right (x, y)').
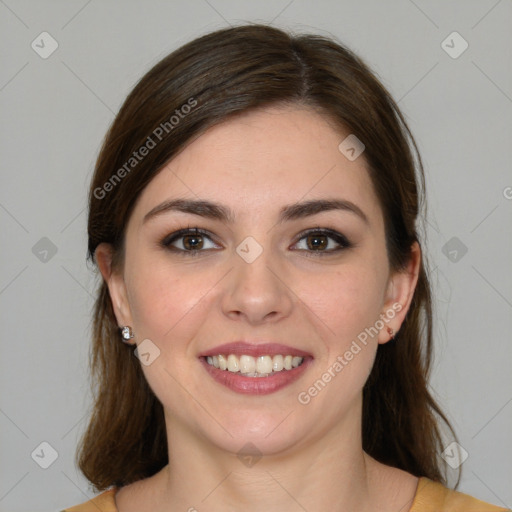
top-left (221, 242), bottom-right (294, 325)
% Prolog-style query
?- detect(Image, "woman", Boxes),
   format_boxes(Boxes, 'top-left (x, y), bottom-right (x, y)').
top-left (62, 24), bottom-right (508, 512)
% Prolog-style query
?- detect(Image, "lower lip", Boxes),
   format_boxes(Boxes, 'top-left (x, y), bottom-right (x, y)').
top-left (200, 357), bottom-right (313, 395)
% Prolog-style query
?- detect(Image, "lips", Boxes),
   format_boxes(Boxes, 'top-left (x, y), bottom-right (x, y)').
top-left (199, 341), bottom-right (312, 358)
top-left (199, 341), bottom-right (313, 395)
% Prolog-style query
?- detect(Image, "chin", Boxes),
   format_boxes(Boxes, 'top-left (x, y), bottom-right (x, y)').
top-left (213, 426), bottom-right (303, 459)
top-left (200, 403), bottom-right (320, 457)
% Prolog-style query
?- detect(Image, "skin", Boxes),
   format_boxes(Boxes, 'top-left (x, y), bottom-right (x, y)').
top-left (96, 105), bottom-right (421, 512)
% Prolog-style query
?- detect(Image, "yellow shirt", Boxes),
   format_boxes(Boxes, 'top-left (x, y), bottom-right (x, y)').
top-left (61, 477), bottom-right (510, 511)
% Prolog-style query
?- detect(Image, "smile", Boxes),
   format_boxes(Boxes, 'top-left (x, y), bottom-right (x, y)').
top-left (206, 354), bottom-right (304, 376)
top-left (199, 341), bottom-right (313, 394)
top-left (200, 355), bottom-right (312, 395)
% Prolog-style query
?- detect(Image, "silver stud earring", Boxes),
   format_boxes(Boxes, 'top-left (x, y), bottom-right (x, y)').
top-left (387, 327), bottom-right (395, 340)
top-left (120, 326), bottom-right (134, 343)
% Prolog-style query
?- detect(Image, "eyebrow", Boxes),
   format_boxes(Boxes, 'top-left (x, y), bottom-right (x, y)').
top-left (143, 197), bottom-right (369, 226)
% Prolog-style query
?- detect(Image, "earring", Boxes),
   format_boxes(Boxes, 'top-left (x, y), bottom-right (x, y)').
top-left (387, 327), bottom-right (395, 340)
top-left (120, 326), bottom-right (134, 343)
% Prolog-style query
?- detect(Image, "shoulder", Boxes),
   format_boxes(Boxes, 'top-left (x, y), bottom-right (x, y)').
top-left (59, 478), bottom-right (510, 512)
top-left (411, 477), bottom-right (510, 512)
top-left (60, 488), bottom-right (118, 512)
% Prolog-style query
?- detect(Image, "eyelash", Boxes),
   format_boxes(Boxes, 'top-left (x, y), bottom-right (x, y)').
top-left (160, 226), bottom-right (352, 258)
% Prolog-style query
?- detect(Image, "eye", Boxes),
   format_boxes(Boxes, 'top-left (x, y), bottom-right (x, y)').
top-left (161, 226), bottom-right (352, 257)
top-left (292, 228), bottom-right (351, 256)
top-left (161, 227), bottom-right (220, 255)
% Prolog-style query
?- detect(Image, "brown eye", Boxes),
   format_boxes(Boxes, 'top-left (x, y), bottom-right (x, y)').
top-left (182, 233), bottom-right (204, 250)
top-left (161, 228), bottom-right (219, 255)
top-left (293, 228), bottom-right (351, 256)
top-left (305, 233), bottom-right (329, 251)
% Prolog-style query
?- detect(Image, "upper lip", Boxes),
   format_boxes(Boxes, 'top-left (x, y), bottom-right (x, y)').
top-left (200, 341), bottom-right (313, 358)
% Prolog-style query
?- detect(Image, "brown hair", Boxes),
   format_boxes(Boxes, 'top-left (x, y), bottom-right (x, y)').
top-left (79, 23), bottom-right (458, 491)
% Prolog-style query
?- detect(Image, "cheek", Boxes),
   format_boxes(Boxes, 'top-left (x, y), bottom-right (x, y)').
top-left (299, 265), bottom-right (387, 343)
top-left (297, 265), bottom-right (386, 394)
top-left (125, 255), bottom-right (214, 343)
top-left (290, 266), bottom-right (387, 424)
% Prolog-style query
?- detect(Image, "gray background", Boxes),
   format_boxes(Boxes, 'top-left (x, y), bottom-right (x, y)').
top-left (1, 1), bottom-right (511, 510)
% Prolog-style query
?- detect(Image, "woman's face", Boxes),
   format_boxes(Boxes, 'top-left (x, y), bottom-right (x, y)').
top-left (101, 105), bottom-right (417, 456)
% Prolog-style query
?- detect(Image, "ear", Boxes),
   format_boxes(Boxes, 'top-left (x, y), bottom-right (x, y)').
top-left (95, 243), bottom-right (134, 339)
top-left (377, 241), bottom-right (421, 344)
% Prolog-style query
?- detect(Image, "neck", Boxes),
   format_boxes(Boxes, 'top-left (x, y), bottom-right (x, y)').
top-left (155, 402), bottom-right (385, 512)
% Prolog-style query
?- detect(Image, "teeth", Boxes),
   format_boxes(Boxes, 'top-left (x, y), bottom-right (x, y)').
top-left (227, 354), bottom-right (239, 372)
top-left (218, 354), bottom-right (227, 370)
top-left (240, 355), bottom-right (256, 374)
top-left (206, 354), bottom-right (304, 376)
top-left (256, 355), bottom-right (273, 374)
top-left (272, 354), bottom-right (284, 371)
top-left (292, 356), bottom-right (302, 368)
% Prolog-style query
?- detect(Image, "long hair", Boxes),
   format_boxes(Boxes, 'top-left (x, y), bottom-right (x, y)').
top-left (78, 23), bottom-right (458, 491)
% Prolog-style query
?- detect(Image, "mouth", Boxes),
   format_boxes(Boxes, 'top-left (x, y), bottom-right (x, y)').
top-left (204, 353), bottom-right (305, 375)
top-left (199, 342), bottom-right (313, 395)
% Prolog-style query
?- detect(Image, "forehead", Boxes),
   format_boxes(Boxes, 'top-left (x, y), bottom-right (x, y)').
top-left (131, 105), bottom-right (382, 226)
